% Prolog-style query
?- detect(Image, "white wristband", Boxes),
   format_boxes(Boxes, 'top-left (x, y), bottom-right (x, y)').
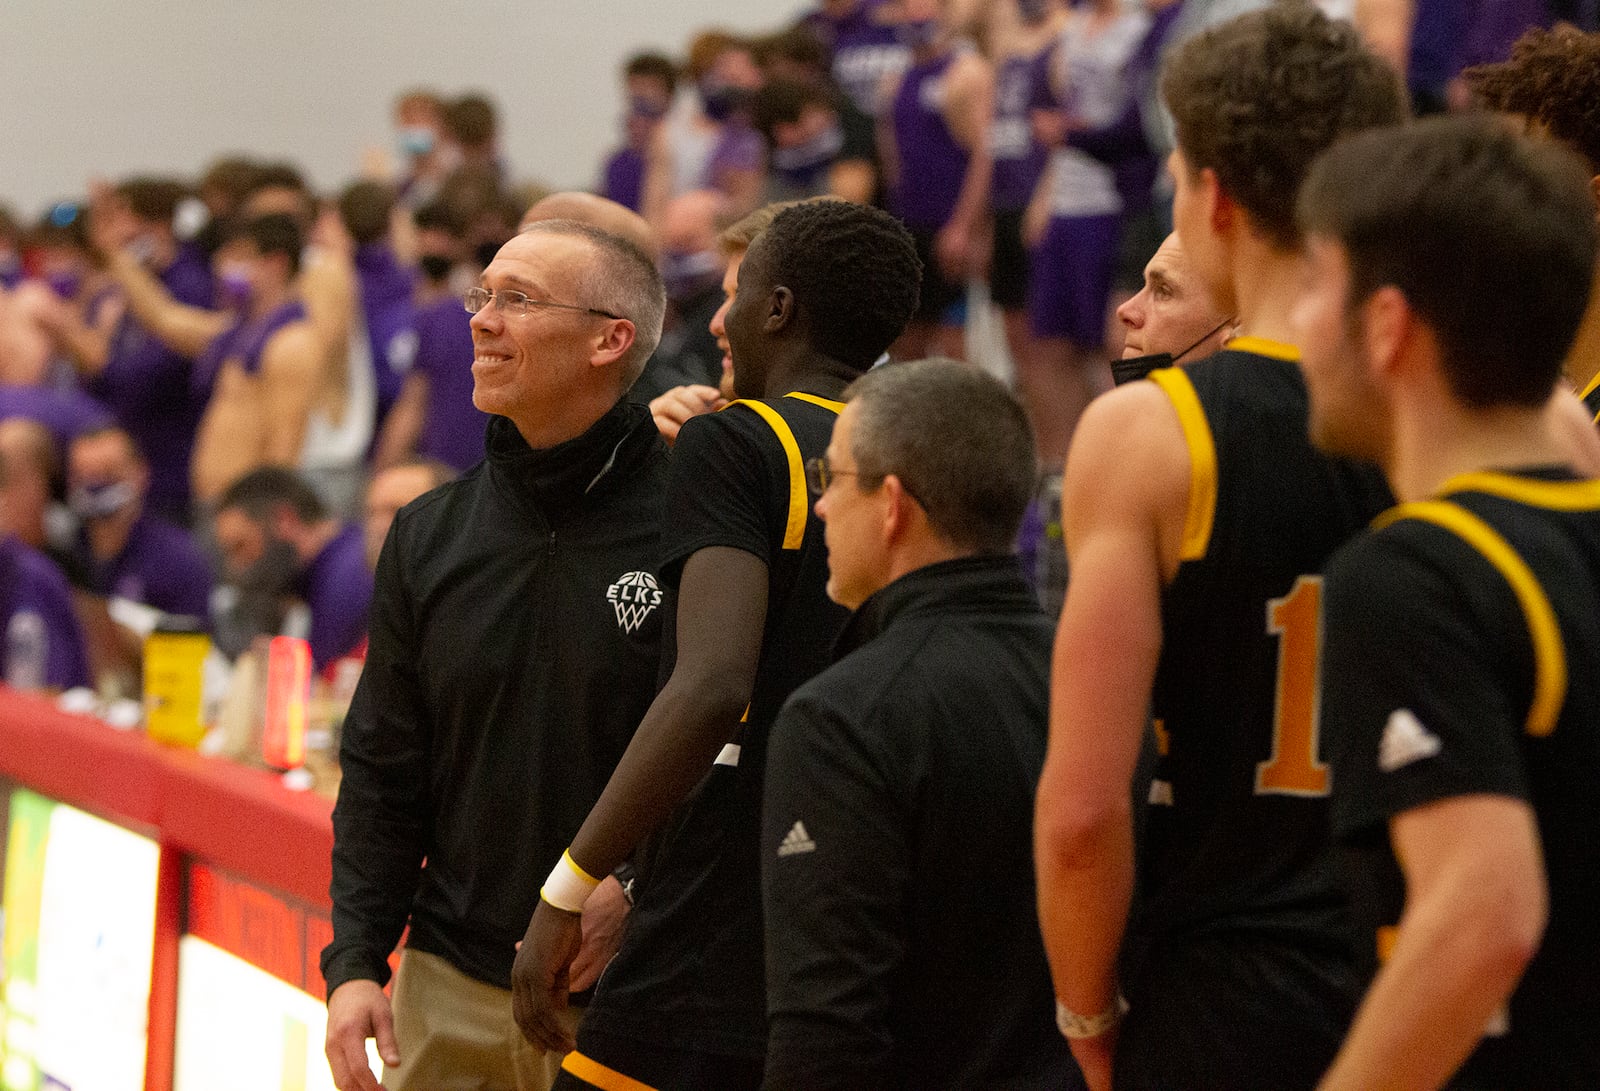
top-left (1056, 994), bottom-right (1129, 1040)
top-left (540, 850), bottom-right (601, 913)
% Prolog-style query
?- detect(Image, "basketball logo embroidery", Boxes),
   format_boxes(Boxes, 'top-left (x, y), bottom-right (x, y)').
top-left (607, 571), bottom-right (662, 634)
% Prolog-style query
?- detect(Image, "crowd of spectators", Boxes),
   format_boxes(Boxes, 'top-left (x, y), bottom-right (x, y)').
top-left (0, 0), bottom-right (1582, 720)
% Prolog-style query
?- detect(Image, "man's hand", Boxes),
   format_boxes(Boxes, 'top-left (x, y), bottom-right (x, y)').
top-left (325, 979), bottom-right (399, 1091)
top-left (512, 899), bottom-right (585, 1053)
top-left (649, 384), bottom-right (724, 445)
top-left (1069, 1027), bottom-right (1118, 1091)
top-left (571, 875), bottom-right (630, 993)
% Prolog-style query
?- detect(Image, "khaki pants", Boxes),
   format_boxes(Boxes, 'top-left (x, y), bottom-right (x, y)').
top-left (385, 947), bottom-right (582, 1091)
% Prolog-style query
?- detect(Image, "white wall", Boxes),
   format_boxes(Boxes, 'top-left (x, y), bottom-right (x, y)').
top-left (0, 0), bottom-right (807, 218)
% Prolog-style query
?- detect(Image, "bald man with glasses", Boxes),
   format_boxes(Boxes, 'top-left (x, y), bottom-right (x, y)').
top-left (322, 220), bottom-right (671, 1091)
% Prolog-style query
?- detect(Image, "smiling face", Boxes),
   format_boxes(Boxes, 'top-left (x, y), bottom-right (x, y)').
top-left (467, 231), bottom-right (609, 422)
top-left (725, 238), bottom-right (782, 401)
top-left (708, 250), bottom-right (744, 399)
top-left (1116, 232), bottom-right (1230, 360)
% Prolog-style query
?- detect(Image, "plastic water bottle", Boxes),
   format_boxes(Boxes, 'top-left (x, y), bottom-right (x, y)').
top-left (6, 610), bottom-right (47, 691)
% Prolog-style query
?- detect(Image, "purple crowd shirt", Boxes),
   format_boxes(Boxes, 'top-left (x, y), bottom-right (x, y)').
top-left (91, 243), bottom-right (214, 523)
top-left (297, 522), bottom-right (373, 669)
top-left (0, 385), bottom-right (114, 452)
top-left (890, 50), bottom-right (971, 230)
top-left (806, 0), bottom-right (910, 116)
top-left (603, 147), bottom-right (648, 213)
top-left (79, 514), bottom-right (213, 620)
top-left (0, 535), bottom-right (90, 690)
top-left (355, 244), bottom-right (419, 421)
top-left (414, 297), bottom-right (490, 473)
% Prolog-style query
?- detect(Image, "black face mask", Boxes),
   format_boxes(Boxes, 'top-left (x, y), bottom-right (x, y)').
top-left (235, 538), bottom-right (301, 599)
top-left (474, 239), bottom-right (504, 269)
top-left (1111, 318), bottom-right (1233, 386)
top-left (418, 253), bottom-right (454, 282)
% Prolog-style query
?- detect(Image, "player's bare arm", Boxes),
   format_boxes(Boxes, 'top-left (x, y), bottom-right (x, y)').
top-left (1035, 381), bottom-right (1189, 1088)
top-left (1319, 795), bottom-right (1546, 1091)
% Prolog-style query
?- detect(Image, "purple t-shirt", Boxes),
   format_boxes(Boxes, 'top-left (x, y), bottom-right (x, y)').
top-left (890, 51), bottom-right (970, 229)
top-left (807, 0), bottom-right (910, 116)
top-left (91, 243), bottom-right (213, 523)
top-left (0, 385), bottom-right (114, 452)
top-left (192, 300), bottom-right (307, 401)
top-left (415, 297), bottom-right (490, 473)
top-left (79, 514), bottom-right (213, 620)
top-left (992, 46), bottom-right (1054, 211)
top-left (297, 522), bottom-right (372, 668)
top-left (355, 244), bottom-right (419, 421)
top-left (0, 535), bottom-right (90, 690)
top-left (603, 147), bottom-right (647, 213)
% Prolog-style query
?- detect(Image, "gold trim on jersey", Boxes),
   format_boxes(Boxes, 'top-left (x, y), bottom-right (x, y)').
top-left (1374, 500), bottom-right (1566, 737)
top-left (723, 393), bottom-right (844, 550)
top-left (784, 391), bottom-right (847, 413)
top-left (561, 1051), bottom-right (660, 1091)
top-left (1148, 367), bottom-right (1217, 562)
top-left (1223, 336), bottom-right (1302, 362)
top-left (1437, 471), bottom-right (1600, 512)
top-left (1579, 370), bottom-right (1600, 401)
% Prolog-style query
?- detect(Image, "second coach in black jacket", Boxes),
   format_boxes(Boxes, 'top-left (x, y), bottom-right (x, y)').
top-left (762, 359), bottom-right (1083, 1091)
top-left (321, 220), bottom-right (670, 1091)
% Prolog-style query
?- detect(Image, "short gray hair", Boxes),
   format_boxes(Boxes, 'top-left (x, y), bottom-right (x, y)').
top-left (845, 359), bottom-right (1037, 554)
top-left (519, 218), bottom-right (666, 387)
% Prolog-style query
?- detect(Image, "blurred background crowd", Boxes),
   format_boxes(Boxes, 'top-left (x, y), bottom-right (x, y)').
top-left (0, 0), bottom-right (1585, 743)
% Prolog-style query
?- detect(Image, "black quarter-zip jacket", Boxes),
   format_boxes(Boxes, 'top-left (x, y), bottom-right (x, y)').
top-left (322, 401), bottom-right (670, 996)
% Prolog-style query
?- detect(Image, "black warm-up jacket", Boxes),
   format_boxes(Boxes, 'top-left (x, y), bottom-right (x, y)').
top-left (321, 401), bottom-right (669, 996)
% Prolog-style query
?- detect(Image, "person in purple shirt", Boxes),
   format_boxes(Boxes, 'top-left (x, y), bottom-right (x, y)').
top-left (804, 0), bottom-right (910, 117)
top-left (372, 208), bottom-right (490, 475)
top-left (602, 53), bottom-right (678, 214)
top-left (0, 446), bottom-right (89, 691)
top-left (340, 181), bottom-right (418, 429)
top-left (0, 385), bottom-right (113, 455)
top-left (881, 0), bottom-right (994, 361)
top-left (211, 467), bottom-right (372, 669)
top-left (65, 177), bottom-right (215, 526)
top-left (67, 426), bottom-right (212, 620)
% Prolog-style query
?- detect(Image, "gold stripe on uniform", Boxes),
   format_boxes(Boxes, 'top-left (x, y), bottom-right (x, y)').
top-left (1579, 371), bottom-right (1600, 423)
top-left (784, 391), bottom-right (846, 413)
top-left (1224, 336), bottom-right (1302, 362)
top-left (1374, 500), bottom-right (1567, 736)
top-left (1436, 471), bottom-right (1600, 512)
top-left (1148, 367), bottom-right (1218, 562)
top-left (560, 1051), bottom-right (660, 1091)
top-left (724, 394), bottom-right (844, 551)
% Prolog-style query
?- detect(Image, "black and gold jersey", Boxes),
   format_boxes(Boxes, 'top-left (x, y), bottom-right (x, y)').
top-left (1138, 341), bottom-right (1393, 943)
top-left (579, 391), bottom-right (848, 1060)
top-left (1581, 372), bottom-right (1600, 425)
top-left (1324, 469), bottom-right (1600, 1089)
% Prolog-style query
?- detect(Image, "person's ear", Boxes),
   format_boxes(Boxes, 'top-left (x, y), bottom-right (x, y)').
top-left (880, 474), bottom-right (916, 544)
top-left (766, 286), bottom-right (795, 333)
top-left (1359, 285), bottom-right (1410, 385)
top-left (1202, 167), bottom-right (1234, 238)
top-left (590, 318), bottom-right (637, 369)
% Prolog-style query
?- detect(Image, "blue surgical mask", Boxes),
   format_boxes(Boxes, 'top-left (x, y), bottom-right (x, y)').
top-left (69, 479), bottom-right (138, 521)
top-left (219, 264), bottom-right (254, 310)
top-left (661, 249), bottom-right (723, 302)
top-left (772, 123), bottom-right (846, 175)
top-left (629, 96), bottom-right (670, 121)
top-left (1017, 0), bottom-right (1052, 25)
top-left (399, 126), bottom-right (436, 158)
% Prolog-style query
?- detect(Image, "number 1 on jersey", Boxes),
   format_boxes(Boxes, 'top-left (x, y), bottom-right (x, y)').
top-left (1256, 576), bottom-right (1330, 797)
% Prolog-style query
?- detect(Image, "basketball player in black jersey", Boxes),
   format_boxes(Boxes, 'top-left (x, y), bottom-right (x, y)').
top-left (1296, 117), bottom-right (1600, 1091)
top-left (512, 200), bottom-right (921, 1091)
top-left (1033, 9), bottom-right (1405, 1090)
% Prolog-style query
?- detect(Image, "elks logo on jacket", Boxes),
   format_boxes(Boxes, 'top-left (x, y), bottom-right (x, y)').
top-left (607, 571), bottom-right (662, 634)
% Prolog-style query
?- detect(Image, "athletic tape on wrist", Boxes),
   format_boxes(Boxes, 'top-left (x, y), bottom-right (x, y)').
top-left (540, 849), bottom-right (601, 913)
